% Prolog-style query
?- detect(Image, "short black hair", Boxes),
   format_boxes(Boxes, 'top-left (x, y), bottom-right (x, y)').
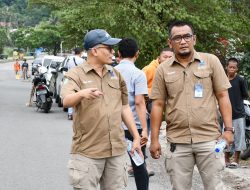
top-left (227, 57), bottom-right (239, 66)
top-left (118, 38), bottom-right (139, 58)
top-left (160, 47), bottom-right (172, 54)
top-left (74, 47), bottom-right (83, 55)
top-left (168, 20), bottom-right (195, 37)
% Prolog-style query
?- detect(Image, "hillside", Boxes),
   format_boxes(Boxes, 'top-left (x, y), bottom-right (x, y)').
top-left (0, 0), bottom-right (51, 27)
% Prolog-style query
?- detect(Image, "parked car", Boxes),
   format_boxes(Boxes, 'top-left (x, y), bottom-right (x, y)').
top-left (0, 54), bottom-right (8, 59)
top-left (45, 57), bottom-right (64, 97)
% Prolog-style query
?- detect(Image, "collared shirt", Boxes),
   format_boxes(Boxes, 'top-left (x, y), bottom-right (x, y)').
top-left (115, 60), bottom-right (148, 130)
top-left (61, 61), bottom-right (128, 158)
top-left (151, 51), bottom-right (231, 144)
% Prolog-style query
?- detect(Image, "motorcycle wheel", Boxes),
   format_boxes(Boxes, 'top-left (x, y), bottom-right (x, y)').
top-left (240, 130), bottom-right (250, 160)
top-left (43, 100), bottom-right (52, 113)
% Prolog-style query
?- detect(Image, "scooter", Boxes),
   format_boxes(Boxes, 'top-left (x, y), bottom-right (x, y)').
top-left (240, 100), bottom-right (250, 160)
top-left (33, 68), bottom-right (53, 113)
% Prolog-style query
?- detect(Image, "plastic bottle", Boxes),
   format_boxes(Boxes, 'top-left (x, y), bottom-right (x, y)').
top-left (214, 139), bottom-right (227, 154)
top-left (126, 139), bottom-right (144, 166)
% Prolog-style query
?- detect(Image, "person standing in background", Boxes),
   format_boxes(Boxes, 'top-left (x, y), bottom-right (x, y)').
top-left (143, 48), bottom-right (173, 98)
top-left (21, 59), bottom-right (29, 80)
top-left (115, 38), bottom-right (149, 190)
top-left (66, 47), bottom-right (85, 120)
top-left (143, 48), bottom-right (173, 135)
top-left (14, 59), bottom-right (21, 79)
top-left (225, 57), bottom-right (249, 168)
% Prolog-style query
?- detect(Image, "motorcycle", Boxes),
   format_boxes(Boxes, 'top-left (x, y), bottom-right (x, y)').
top-left (218, 99), bottom-right (250, 160)
top-left (33, 67), bottom-right (53, 113)
top-left (240, 100), bottom-right (250, 160)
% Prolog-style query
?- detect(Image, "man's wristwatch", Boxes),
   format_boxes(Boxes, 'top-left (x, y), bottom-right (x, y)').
top-left (224, 127), bottom-right (234, 134)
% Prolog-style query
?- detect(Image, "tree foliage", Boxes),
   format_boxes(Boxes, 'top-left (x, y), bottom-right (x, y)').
top-left (0, 0), bottom-right (51, 27)
top-left (28, 0), bottom-right (250, 69)
top-left (0, 28), bottom-right (7, 53)
top-left (11, 21), bottom-right (62, 55)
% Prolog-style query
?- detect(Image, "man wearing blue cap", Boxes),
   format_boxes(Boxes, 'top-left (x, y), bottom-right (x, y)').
top-left (61, 29), bottom-right (142, 190)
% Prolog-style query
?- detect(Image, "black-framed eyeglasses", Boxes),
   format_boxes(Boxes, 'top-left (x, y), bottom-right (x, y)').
top-left (91, 45), bottom-right (114, 53)
top-left (171, 34), bottom-right (193, 43)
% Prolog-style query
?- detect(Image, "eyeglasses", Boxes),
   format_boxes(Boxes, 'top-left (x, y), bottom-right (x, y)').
top-left (171, 34), bottom-right (193, 43)
top-left (91, 46), bottom-right (114, 53)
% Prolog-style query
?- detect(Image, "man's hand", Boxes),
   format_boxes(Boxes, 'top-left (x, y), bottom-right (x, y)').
top-left (79, 88), bottom-right (103, 100)
top-left (131, 137), bottom-right (144, 158)
top-left (140, 129), bottom-right (148, 147)
top-left (150, 141), bottom-right (161, 159)
top-left (221, 131), bottom-right (234, 145)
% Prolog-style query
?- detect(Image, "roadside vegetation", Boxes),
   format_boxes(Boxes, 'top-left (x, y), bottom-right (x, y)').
top-left (0, 0), bottom-right (250, 85)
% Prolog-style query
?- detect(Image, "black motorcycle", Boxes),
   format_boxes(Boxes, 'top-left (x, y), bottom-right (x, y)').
top-left (33, 73), bottom-right (53, 113)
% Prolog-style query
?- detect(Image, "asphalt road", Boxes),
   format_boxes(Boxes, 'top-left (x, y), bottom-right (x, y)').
top-left (0, 60), bottom-right (72, 189)
top-left (2, 60), bottom-right (246, 190)
top-left (0, 61), bottom-right (203, 190)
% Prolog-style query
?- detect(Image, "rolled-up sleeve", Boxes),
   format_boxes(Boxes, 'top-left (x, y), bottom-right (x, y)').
top-left (60, 71), bottom-right (81, 99)
top-left (211, 55), bottom-right (231, 92)
top-left (151, 66), bottom-right (167, 101)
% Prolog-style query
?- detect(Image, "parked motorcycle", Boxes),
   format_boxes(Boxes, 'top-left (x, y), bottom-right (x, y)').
top-left (33, 68), bottom-right (53, 113)
top-left (240, 100), bottom-right (250, 160)
top-left (218, 99), bottom-right (250, 160)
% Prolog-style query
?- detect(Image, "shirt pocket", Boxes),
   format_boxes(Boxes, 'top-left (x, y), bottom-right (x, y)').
top-left (80, 82), bottom-right (100, 106)
top-left (165, 73), bottom-right (183, 97)
top-left (108, 80), bottom-right (121, 97)
top-left (193, 71), bottom-right (212, 89)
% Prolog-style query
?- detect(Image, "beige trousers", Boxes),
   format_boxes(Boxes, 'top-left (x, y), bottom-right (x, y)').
top-left (67, 153), bottom-right (127, 190)
top-left (165, 140), bottom-right (225, 190)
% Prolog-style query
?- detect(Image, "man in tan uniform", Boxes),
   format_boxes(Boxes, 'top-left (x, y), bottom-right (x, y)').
top-left (150, 21), bottom-right (234, 190)
top-left (61, 29), bottom-right (142, 190)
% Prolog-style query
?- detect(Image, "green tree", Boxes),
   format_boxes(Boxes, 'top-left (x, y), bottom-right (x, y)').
top-left (0, 28), bottom-right (7, 53)
top-left (11, 21), bottom-right (62, 54)
top-left (29, 0), bottom-right (250, 69)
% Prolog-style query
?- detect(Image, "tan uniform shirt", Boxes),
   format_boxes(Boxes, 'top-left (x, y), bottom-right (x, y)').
top-left (151, 51), bottom-right (231, 144)
top-left (61, 62), bottom-right (128, 158)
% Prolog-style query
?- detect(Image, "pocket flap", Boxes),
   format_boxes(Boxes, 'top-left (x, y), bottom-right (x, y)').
top-left (108, 81), bottom-right (120, 89)
top-left (165, 74), bottom-right (181, 83)
top-left (67, 160), bottom-right (88, 172)
top-left (193, 71), bottom-right (210, 78)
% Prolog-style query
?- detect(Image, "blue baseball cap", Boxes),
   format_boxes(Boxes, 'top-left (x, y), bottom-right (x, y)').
top-left (83, 29), bottom-right (121, 50)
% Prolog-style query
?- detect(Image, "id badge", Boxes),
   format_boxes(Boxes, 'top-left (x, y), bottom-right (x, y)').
top-left (198, 60), bottom-right (206, 69)
top-left (194, 83), bottom-right (203, 98)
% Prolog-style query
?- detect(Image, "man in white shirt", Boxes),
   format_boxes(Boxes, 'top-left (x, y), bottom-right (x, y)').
top-left (67, 47), bottom-right (85, 120)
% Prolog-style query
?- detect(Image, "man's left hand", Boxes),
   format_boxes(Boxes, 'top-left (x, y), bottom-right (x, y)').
top-left (222, 131), bottom-right (234, 145)
top-left (140, 129), bottom-right (148, 147)
top-left (132, 138), bottom-right (144, 159)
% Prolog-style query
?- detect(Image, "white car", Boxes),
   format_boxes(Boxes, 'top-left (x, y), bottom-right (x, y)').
top-left (55, 55), bottom-right (74, 107)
